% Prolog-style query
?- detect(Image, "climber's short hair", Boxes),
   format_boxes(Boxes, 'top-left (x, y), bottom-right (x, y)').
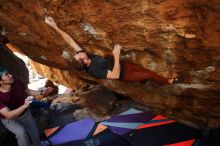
top-left (0, 67), bottom-right (7, 80)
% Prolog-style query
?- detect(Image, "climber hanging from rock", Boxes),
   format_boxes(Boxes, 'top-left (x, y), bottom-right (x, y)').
top-left (45, 16), bottom-right (178, 85)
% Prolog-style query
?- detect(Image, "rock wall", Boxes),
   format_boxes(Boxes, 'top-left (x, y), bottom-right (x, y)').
top-left (0, 0), bottom-right (219, 128)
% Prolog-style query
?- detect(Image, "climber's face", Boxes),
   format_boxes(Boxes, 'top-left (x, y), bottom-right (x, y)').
top-left (74, 52), bottom-right (91, 66)
top-left (0, 71), bottom-right (14, 85)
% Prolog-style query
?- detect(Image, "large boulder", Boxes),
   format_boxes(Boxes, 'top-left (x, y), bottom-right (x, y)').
top-left (0, 0), bottom-right (219, 128)
top-left (80, 85), bottom-right (117, 115)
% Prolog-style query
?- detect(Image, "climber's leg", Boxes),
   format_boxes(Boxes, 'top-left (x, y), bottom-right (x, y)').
top-left (120, 62), bottom-right (170, 85)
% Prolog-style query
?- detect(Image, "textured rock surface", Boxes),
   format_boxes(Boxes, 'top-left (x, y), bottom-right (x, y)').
top-left (50, 84), bottom-right (117, 116)
top-left (79, 85), bottom-right (117, 115)
top-left (0, 0), bottom-right (219, 128)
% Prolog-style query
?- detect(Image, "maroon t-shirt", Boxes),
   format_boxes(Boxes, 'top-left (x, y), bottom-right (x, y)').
top-left (0, 79), bottom-right (27, 118)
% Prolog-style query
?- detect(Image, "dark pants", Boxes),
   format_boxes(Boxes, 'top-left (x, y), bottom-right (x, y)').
top-left (121, 62), bottom-right (169, 85)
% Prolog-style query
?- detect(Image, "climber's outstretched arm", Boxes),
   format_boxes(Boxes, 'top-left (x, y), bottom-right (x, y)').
top-left (45, 16), bottom-right (82, 52)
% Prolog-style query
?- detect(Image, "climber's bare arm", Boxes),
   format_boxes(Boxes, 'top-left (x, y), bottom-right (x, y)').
top-left (106, 44), bottom-right (121, 79)
top-left (45, 16), bottom-right (82, 52)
